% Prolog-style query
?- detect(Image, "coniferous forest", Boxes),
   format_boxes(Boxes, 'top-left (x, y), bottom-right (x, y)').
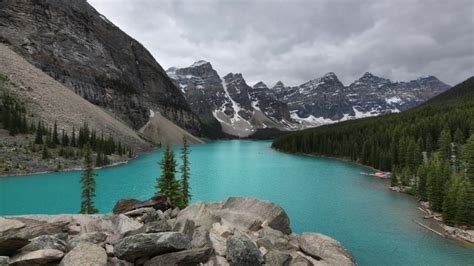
top-left (272, 77), bottom-right (474, 227)
top-left (0, 78), bottom-right (132, 171)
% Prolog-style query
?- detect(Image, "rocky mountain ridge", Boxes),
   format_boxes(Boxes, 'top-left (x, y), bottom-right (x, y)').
top-left (275, 72), bottom-right (450, 125)
top-left (168, 61), bottom-right (450, 137)
top-left (0, 0), bottom-right (202, 137)
top-left (0, 196), bottom-right (355, 265)
top-left (168, 62), bottom-right (295, 137)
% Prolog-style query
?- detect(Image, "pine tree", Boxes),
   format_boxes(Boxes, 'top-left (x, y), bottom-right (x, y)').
top-left (400, 166), bottom-right (411, 186)
top-left (41, 144), bottom-right (50, 160)
top-left (390, 166), bottom-right (399, 187)
top-left (427, 157), bottom-right (450, 212)
top-left (453, 128), bottom-right (465, 145)
top-left (79, 145), bottom-right (99, 214)
top-left (180, 136), bottom-right (191, 206)
top-left (462, 135), bottom-right (474, 183)
top-left (96, 150), bottom-right (103, 166)
top-left (455, 180), bottom-right (474, 226)
top-left (442, 175), bottom-right (461, 226)
top-left (438, 127), bottom-right (452, 160)
top-left (71, 126), bottom-right (76, 147)
top-left (156, 145), bottom-right (184, 208)
top-left (416, 162), bottom-right (429, 201)
top-left (53, 121), bottom-right (60, 145)
top-left (61, 129), bottom-right (69, 146)
top-left (34, 123), bottom-right (43, 144)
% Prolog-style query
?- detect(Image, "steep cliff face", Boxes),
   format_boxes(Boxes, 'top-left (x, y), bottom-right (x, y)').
top-left (0, 0), bottom-right (201, 135)
top-left (250, 82), bottom-right (292, 122)
top-left (167, 61), bottom-right (226, 135)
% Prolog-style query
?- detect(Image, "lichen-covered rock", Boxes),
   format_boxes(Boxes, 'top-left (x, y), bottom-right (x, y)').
top-left (10, 249), bottom-right (64, 265)
top-left (264, 250), bottom-right (292, 266)
top-left (143, 247), bottom-right (212, 266)
top-left (114, 232), bottom-right (191, 261)
top-left (298, 232), bottom-right (355, 265)
top-left (69, 232), bottom-right (108, 248)
top-left (60, 243), bottom-right (107, 266)
top-left (226, 233), bottom-right (263, 266)
top-left (20, 235), bottom-right (67, 252)
top-left (0, 217), bottom-right (68, 255)
top-left (123, 220), bottom-right (171, 237)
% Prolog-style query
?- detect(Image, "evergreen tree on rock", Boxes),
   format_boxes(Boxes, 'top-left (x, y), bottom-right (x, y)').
top-left (180, 136), bottom-right (191, 206)
top-left (80, 144), bottom-right (99, 214)
top-left (157, 145), bottom-right (184, 209)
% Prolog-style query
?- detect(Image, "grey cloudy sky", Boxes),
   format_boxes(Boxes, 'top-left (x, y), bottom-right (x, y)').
top-left (88, 0), bottom-right (473, 87)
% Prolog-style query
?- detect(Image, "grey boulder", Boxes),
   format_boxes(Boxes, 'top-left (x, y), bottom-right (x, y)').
top-left (114, 232), bottom-right (191, 261)
top-left (0, 218), bottom-right (68, 255)
top-left (264, 250), bottom-right (291, 266)
top-left (174, 197), bottom-right (291, 235)
top-left (144, 247), bottom-right (212, 266)
top-left (60, 242), bottom-right (107, 266)
top-left (69, 231), bottom-right (108, 248)
top-left (124, 220), bottom-right (171, 237)
top-left (10, 249), bottom-right (64, 265)
top-left (21, 235), bottom-right (68, 252)
top-left (226, 233), bottom-right (263, 266)
top-left (298, 232), bottom-right (355, 265)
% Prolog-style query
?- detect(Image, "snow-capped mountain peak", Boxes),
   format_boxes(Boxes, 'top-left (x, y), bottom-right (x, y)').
top-left (191, 60), bottom-right (211, 67)
top-left (253, 81), bottom-right (269, 89)
top-left (168, 61), bottom-right (451, 136)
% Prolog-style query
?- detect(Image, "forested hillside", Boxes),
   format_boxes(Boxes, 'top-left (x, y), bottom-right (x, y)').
top-left (0, 72), bottom-right (133, 175)
top-left (272, 77), bottom-right (474, 226)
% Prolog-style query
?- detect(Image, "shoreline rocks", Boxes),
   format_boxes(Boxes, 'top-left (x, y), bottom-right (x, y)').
top-left (0, 196), bottom-right (356, 265)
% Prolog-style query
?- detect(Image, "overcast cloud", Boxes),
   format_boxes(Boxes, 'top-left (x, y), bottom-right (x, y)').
top-left (88, 0), bottom-right (473, 87)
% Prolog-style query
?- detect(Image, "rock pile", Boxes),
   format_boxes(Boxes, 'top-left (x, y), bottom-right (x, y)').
top-left (0, 196), bottom-right (355, 265)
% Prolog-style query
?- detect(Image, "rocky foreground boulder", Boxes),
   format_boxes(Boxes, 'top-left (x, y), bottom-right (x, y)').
top-left (0, 196), bottom-right (355, 265)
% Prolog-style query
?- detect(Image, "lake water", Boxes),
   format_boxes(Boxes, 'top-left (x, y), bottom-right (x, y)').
top-left (0, 140), bottom-right (473, 265)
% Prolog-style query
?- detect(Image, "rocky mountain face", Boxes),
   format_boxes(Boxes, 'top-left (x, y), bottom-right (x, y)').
top-left (0, 196), bottom-right (355, 265)
top-left (0, 0), bottom-right (201, 135)
top-left (169, 60), bottom-right (450, 136)
top-left (167, 61), bottom-right (295, 137)
top-left (276, 72), bottom-right (451, 126)
top-left (275, 73), bottom-right (354, 123)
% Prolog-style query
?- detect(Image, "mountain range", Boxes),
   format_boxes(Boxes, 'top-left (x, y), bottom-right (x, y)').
top-left (167, 61), bottom-right (451, 137)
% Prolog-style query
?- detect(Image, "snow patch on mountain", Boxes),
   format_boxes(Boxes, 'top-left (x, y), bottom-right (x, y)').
top-left (385, 96), bottom-right (402, 104)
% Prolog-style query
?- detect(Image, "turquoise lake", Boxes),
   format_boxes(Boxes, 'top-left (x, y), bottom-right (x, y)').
top-left (0, 140), bottom-right (473, 265)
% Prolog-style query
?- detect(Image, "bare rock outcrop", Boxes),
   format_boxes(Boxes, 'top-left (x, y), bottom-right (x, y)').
top-left (1, 196), bottom-right (355, 265)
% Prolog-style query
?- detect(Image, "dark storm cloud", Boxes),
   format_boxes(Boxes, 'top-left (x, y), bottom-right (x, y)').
top-left (88, 0), bottom-right (473, 86)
